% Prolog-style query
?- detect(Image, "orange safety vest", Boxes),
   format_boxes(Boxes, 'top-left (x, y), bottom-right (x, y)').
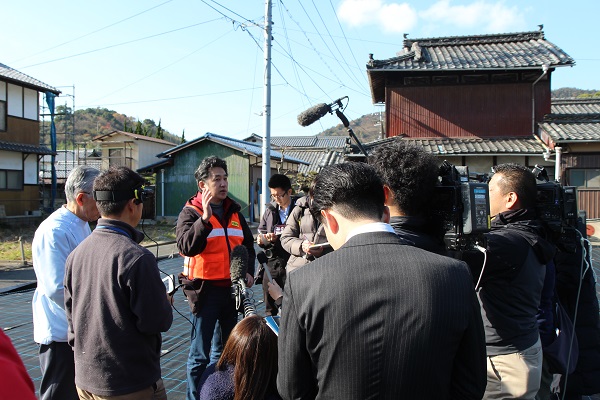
top-left (182, 205), bottom-right (245, 280)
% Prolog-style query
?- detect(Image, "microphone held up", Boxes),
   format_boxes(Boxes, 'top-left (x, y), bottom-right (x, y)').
top-left (297, 96), bottom-right (349, 127)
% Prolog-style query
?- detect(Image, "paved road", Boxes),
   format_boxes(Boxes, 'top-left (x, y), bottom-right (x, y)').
top-left (2, 240), bottom-right (599, 399)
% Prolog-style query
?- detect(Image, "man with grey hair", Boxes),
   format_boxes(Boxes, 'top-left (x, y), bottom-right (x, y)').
top-left (32, 165), bottom-right (100, 400)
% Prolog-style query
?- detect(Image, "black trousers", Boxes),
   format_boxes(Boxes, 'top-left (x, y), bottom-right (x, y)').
top-left (262, 258), bottom-right (286, 316)
top-left (39, 341), bottom-right (78, 400)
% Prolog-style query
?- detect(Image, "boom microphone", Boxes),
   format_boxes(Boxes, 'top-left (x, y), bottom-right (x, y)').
top-left (297, 103), bottom-right (330, 127)
top-left (297, 96), bottom-right (349, 127)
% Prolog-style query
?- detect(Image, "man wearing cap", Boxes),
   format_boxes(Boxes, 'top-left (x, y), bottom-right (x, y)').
top-left (64, 166), bottom-right (173, 399)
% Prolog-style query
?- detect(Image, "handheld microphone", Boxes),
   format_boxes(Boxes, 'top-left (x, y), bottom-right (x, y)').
top-left (230, 245), bottom-right (248, 287)
top-left (230, 245), bottom-right (256, 317)
top-left (297, 96), bottom-right (348, 127)
top-left (256, 251), bottom-right (273, 283)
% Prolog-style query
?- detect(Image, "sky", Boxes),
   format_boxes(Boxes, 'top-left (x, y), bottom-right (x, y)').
top-left (1, 0), bottom-right (599, 142)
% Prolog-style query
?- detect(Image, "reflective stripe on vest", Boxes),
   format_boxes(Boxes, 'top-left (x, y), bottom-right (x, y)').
top-left (182, 204), bottom-right (244, 280)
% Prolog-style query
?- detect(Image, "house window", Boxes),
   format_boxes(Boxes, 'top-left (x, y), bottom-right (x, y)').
top-left (0, 101), bottom-right (6, 131)
top-left (0, 169), bottom-right (23, 190)
top-left (109, 148), bottom-right (123, 167)
top-left (568, 169), bottom-right (600, 188)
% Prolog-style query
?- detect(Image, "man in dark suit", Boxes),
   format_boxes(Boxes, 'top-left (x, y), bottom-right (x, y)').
top-left (277, 162), bottom-right (486, 400)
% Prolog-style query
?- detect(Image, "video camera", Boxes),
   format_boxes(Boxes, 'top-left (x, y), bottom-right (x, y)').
top-left (531, 165), bottom-right (579, 253)
top-left (433, 161), bottom-right (491, 251)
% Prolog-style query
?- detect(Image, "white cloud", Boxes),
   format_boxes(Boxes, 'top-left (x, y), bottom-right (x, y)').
top-left (420, 0), bottom-right (526, 32)
top-left (338, 0), bottom-right (417, 32)
top-left (378, 3), bottom-right (419, 33)
top-left (337, 0), bottom-right (527, 34)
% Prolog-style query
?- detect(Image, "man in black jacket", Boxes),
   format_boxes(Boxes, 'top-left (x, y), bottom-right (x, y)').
top-left (64, 166), bottom-right (173, 399)
top-left (257, 174), bottom-right (294, 316)
top-left (278, 162), bottom-right (486, 400)
top-left (368, 140), bottom-right (446, 254)
top-left (472, 163), bottom-right (555, 400)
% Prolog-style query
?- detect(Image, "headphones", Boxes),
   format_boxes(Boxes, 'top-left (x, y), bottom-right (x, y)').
top-left (94, 185), bottom-right (154, 204)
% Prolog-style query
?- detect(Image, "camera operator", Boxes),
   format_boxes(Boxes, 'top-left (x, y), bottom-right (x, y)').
top-left (257, 174), bottom-right (295, 316)
top-left (368, 141), bottom-right (446, 254)
top-left (468, 163), bottom-right (556, 400)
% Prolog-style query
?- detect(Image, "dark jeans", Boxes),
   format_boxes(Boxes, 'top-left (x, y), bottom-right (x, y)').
top-left (39, 341), bottom-right (78, 400)
top-left (186, 284), bottom-right (237, 400)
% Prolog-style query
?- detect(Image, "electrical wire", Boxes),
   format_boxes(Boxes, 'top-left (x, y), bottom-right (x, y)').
top-left (9, 0), bottom-right (175, 64)
top-left (328, 0), bottom-right (368, 87)
top-left (18, 19), bottom-right (224, 69)
top-left (84, 29), bottom-right (234, 105)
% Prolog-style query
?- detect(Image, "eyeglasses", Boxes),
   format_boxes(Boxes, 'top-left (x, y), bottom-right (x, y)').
top-left (271, 192), bottom-right (288, 200)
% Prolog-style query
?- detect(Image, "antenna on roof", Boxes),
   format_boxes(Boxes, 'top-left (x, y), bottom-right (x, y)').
top-left (538, 24), bottom-right (543, 31)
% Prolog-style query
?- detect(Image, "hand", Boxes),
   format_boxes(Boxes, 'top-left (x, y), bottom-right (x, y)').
top-left (301, 239), bottom-right (312, 253)
top-left (201, 190), bottom-right (213, 222)
top-left (267, 280), bottom-right (283, 300)
top-left (245, 273), bottom-right (254, 288)
top-left (265, 232), bottom-right (277, 242)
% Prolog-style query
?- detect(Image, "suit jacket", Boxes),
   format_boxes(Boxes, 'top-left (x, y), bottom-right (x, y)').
top-left (277, 231), bottom-right (486, 400)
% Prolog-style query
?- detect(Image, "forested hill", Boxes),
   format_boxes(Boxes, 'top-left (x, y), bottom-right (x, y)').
top-left (45, 88), bottom-right (599, 148)
top-left (46, 106), bottom-right (183, 148)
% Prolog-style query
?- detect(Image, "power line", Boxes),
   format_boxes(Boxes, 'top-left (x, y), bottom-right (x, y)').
top-left (329, 0), bottom-right (368, 87)
top-left (293, 0), bottom-right (364, 92)
top-left (309, 0), bottom-right (365, 89)
top-left (90, 85), bottom-right (284, 107)
top-left (83, 30), bottom-right (234, 107)
top-left (18, 18), bottom-right (223, 69)
top-left (201, 0), bottom-right (262, 28)
top-left (10, 0), bottom-right (175, 64)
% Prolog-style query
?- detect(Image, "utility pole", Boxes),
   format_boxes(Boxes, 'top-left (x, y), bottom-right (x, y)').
top-left (261, 0), bottom-right (273, 218)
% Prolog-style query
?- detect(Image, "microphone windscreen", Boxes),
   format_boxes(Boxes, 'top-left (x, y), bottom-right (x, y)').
top-left (256, 251), bottom-right (269, 265)
top-left (297, 103), bottom-right (330, 127)
top-left (230, 245), bottom-right (249, 283)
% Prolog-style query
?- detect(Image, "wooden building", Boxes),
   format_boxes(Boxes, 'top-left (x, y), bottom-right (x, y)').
top-left (138, 132), bottom-right (306, 222)
top-left (365, 30), bottom-right (600, 214)
top-left (539, 98), bottom-right (600, 217)
top-left (0, 62), bottom-right (60, 219)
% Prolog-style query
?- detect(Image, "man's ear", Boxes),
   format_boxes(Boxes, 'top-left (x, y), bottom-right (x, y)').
top-left (383, 185), bottom-right (393, 206)
top-left (75, 192), bottom-right (87, 206)
top-left (321, 209), bottom-right (339, 234)
top-left (506, 191), bottom-right (519, 210)
top-left (197, 180), bottom-right (205, 191)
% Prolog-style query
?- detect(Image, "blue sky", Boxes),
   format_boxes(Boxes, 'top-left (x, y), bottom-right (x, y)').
top-left (2, 0), bottom-right (598, 141)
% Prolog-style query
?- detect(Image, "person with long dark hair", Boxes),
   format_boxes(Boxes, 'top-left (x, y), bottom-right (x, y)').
top-left (198, 315), bottom-right (280, 400)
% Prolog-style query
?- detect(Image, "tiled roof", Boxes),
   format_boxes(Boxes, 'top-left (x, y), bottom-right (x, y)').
top-left (283, 150), bottom-right (344, 173)
top-left (92, 130), bottom-right (176, 146)
top-left (365, 136), bottom-right (547, 155)
top-left (0, 140), bottom-right (54, 155)
top-left (550, 98), bottom-right (600, 115)
top-left (367, 30), bottom-right (574, 103)
top-left (539, 119), bottom-right (600, 142)
top-left (157, 132), bottom-right (308, 165)
top-left (270, 136), bottom-right (348, 149)
top-left (541, 99), bottom-right (600, 142)
top-left (0, 63), bottom-right (61, 94)
top-left (367, 30), bottom-right (574, 72)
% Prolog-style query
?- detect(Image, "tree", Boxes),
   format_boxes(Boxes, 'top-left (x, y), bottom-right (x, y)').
top-left (156, 119), bottom-right (164, 140)
top-left (123, 119), bottom-right (129, 132)
top-left (142, 125), bottom-right (150, 136)
top-left (181, 129), bottom-right (186, 143)
top-left (134, 121), bottom-right (143, 135)
top-left (293, 171), bottom-right (318, 194)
